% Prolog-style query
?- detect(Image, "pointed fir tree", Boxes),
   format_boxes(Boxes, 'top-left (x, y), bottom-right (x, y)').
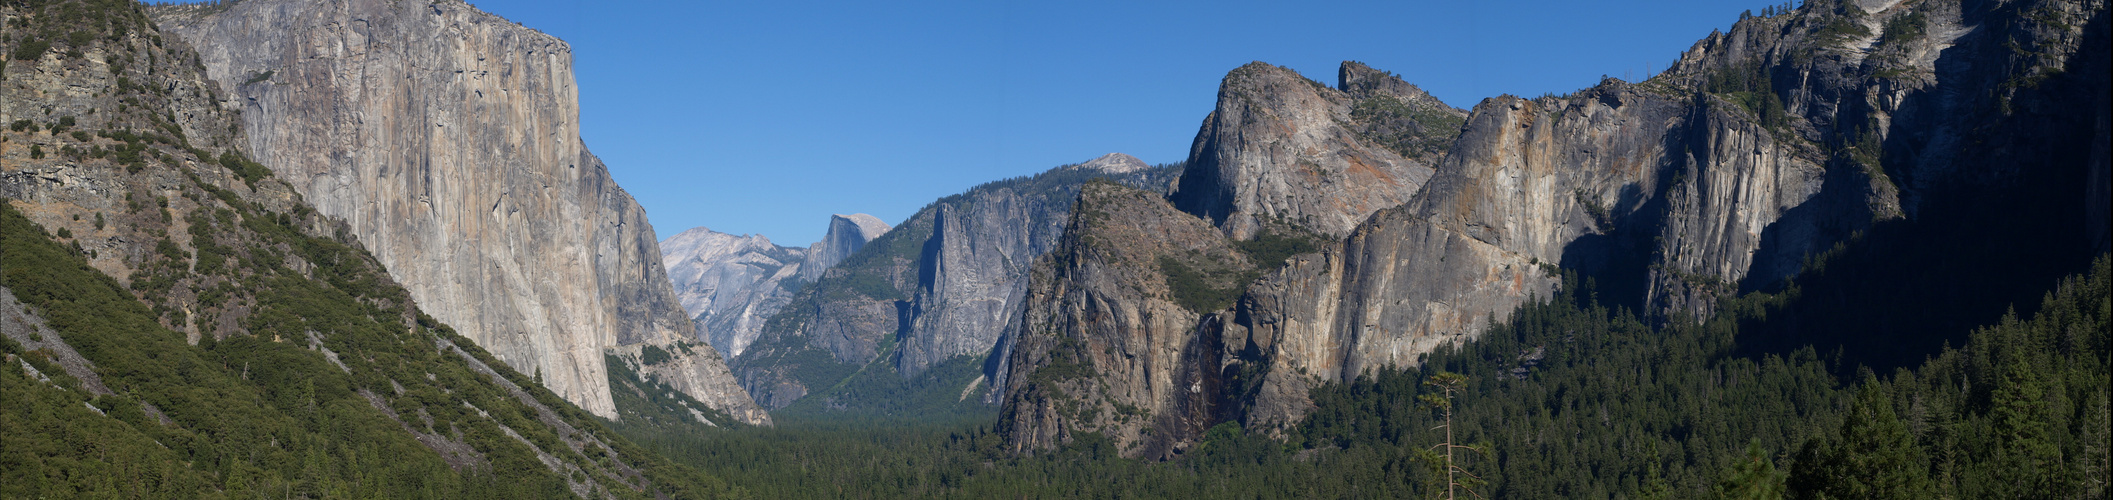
top-left (1789, 381), bottom-right (1935, 499)
top-left (1983, 328), bottom-right (2068, 499)
top-left (1717, 439), bottom-right (1787, 500)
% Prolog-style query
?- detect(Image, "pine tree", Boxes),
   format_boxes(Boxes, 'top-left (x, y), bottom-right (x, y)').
top-left (2078, 387), bottom-right (2109, 499)
top-left (1419, 371), bottom-right (1488, 499)
top-left (1789, 382), bottom-right (1934, 499)
top-left (1984, 331), bottom-right (2067, 498)
top-left (1717, 439), bottom-right (1787, 500)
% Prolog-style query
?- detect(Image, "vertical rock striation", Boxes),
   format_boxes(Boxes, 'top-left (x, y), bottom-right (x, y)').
top-left (153, 0), bottom-right (762, 422)
top-left (895, 167), bottom-right (1079, 377)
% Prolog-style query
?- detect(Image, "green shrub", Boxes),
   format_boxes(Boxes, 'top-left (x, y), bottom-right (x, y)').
top-left (217, 149), bottom-right (273, 189)
top-left (1160, 255), bottom-right (1252, 314)
top-left (1349, 94), bottom-right (1467, 160)
top-left (640, 343), bottom-right (673, 366)
top-left (10, 39), bottom-right (49, 60)
top-left (1814, 18), bottom-right (1872, 45)
top-left (1232, 227), bottom-right (1321, 270)
top-left (841, 271), bottom-right (902, 301)
top-left (1879, 11), bottom-right (1926, 46)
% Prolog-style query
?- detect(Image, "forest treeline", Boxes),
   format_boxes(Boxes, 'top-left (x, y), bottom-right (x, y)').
top-left (608, 254), bottom-right (2109, 499)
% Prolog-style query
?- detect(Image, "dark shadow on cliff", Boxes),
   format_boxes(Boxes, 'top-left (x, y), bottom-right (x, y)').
top-left (1740, 159), bottom-right (1884, 294)
top-left (1557, 124), bottom-right (1686, 316)
top-left (1727, 6), bottom-right (2108, 375)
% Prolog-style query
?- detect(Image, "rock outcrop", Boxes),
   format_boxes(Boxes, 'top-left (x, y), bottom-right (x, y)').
top-left (796, 213), bottom-right (891, 282)
top-left (2, 0), bottom-right (297, 311)
top-left (661, 213), bottom-right (889, 362)
top-left (895, 171), bottom-right (1081, 376)
top-left (999, 0), bottom-right (2109, 456)
top-left (1071, 152), bottom-right (1152, 174)
top-left (731, 157), bottom-right (1177, 410)
top-left (997, 181), bottom-right (1253, 458)
top-left (152, 0), bottom-right (762, 423)
top-left (1169, 62), bottom-right (1465, 240)
top-left (606, 341), bottom-right (770, 426)
top-left (660, 227), bottom-right (805, 358)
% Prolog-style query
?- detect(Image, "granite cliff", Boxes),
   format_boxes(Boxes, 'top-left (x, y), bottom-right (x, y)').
top-left (996, 181), bottom-right (1257, 458)
top-left (797, 213), bottom-right (890, 283)
top-left (151, 0), bottom-right (764, 423)
top-left (1170, 61), bottom-right (1465, 240)
top-left (0, 1), bottom-right (731, 494)
top-left (732, 155), bottom-right (1177, 411)
top-left (660, 213), bottom-right (888, 360)
top-left (662, 228), bottom-right (804, 323)
top-left (1001, 0), bottom-right (2108, 456)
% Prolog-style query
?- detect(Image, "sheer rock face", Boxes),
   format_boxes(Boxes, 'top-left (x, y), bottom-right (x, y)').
top-left (662, 213), bottom-right (886, 363)
top-left (1228, 87), bottom-right (1844, 432)
top-left (1002, 83), bottom-right (1853, 458)
top-left (660, 227), bottom-right (806, 358)
top-left (153, 0), bottom-right (762, 422)
top-left (1000, 0), bottom-right (2112, 455)
top-left (897, 180), bottom-right (1074, 376)
top-left (997, 182), bottom-right (1245, 459)
top-left (1169, 62), bottom-right (1465, 240)
top-left (730, 159), bottom-right (1177, 410)
top-left (797, 214), bottom-right (890, 282)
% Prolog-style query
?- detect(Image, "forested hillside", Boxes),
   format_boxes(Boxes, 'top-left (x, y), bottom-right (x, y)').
top-left (0, 203), bottom-right (729, 498)
top-left (609, 254), bottom-right (2108, 498)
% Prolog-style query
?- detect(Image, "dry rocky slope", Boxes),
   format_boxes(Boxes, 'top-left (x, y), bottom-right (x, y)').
top-left (661, 213), bottom-right (888, 360)
top-left (3, 0), bottom-right (283, 335)
top-left (1002, 0), bottom-right (2109, 458)
top-left (731, 154), bottom-right (1175, 410)
top-left (151, 0), bottom-right (764, 423)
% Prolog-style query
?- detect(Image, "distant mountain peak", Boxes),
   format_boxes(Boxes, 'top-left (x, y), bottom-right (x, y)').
top-left (832, 213), bottom-right (893, 240)
top-left (1074, 153), bottom-right (1149, 174)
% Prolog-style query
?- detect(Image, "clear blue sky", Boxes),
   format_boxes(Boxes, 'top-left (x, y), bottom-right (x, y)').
top-left (469, 0), bottom-right (1784, 245)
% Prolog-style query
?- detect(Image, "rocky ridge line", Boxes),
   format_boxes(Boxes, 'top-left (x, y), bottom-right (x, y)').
top-left (999, 0), bottom-right (2108, 456)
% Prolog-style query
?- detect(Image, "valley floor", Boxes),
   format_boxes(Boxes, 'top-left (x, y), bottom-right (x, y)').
top-left (610, 256), bottom-right (2110, 499)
